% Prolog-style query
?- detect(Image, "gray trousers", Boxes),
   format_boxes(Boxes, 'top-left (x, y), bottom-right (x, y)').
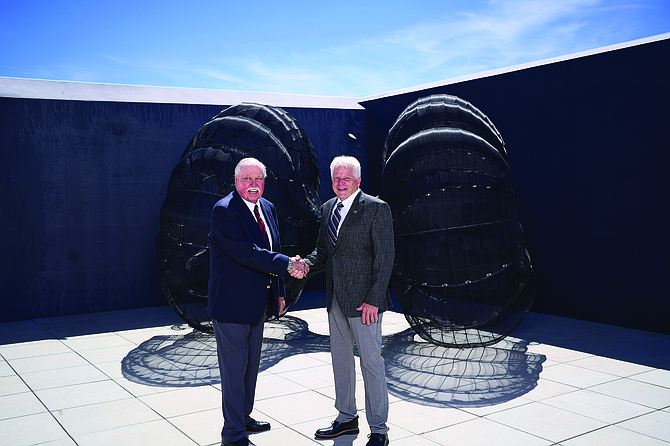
top-left (329, 294), bottom-right (389, 434)
top-left (213, 317), bottom-right (264, 444)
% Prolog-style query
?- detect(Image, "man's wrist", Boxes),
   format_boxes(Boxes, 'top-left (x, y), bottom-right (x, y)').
top-left (287, 259), bottom-right (293, 271)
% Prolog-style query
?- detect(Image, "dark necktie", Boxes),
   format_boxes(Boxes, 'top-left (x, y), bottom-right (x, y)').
top-left (254, 204), bottom-right (270, 249)
top-left (328, 202), bottom-right (343, 248)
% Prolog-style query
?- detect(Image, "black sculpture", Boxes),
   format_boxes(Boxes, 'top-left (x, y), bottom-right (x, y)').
top-left (156, 103), bottom-right (321, 332)
top-left (380, 94), bottom-right (536, 347)
top-left (157, 96), bottom-right (534, 347)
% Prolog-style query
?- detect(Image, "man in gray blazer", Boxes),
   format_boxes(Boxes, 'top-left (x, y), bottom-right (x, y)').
top-left (305, 155), bottom-right (394, 446)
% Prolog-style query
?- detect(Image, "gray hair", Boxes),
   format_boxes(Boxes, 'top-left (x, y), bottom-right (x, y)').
top-left (330, 156), bottom-right (361, 179)
top-left (235, 157), bottom-right (267, 178)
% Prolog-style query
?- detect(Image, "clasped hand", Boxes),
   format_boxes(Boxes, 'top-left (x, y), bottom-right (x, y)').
top-left (289, 255), bottom-right (310, 279)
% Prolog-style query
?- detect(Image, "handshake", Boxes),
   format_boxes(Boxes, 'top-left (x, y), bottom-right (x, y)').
top-left (289, 255), bottom-right (310, 279)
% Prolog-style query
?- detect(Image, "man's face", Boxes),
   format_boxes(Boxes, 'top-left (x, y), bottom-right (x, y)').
top-left (235, 165), bottom-right (265, 203)
top-left (332, 165), bottom-right (361, 202)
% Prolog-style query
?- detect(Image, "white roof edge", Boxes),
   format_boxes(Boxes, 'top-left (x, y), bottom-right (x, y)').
top-left (360, 32), bottom-right (670, 102)
top-left (0, 77), bottom-right (364, 110)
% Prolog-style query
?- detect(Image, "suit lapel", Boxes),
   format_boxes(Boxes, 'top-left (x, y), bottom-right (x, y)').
top-left (321, 198), bottom-right (334, 228)
top-left (259, 199), bottom-right (278, 248)
top-left (338, 191), bottom-right (365, 234)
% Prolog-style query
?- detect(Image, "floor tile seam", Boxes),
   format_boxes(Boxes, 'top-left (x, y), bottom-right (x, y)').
top-left (386, 412), bottom-right (470, 436)
top-left (6, 350), bottom-right (122, 376)
top-left (112, 391), bottom-right (183, 427)
top-left (4, 353), bottom-right (91, 371)
top-left (313, 388), bottom-right (365, 409)
top-left (614, 427), bottom-right (670, 445)
top-left (558, 357), bottom-right (656, 375)
top-left (489, 408), bottom-right (606, 444)
top-left (540, 395), bottom-right (658, 422)
top-left (529, 353), bottom-right (597, 365)
top-left (131, 381), bottom-right (220, 398)
top-left (253, 388), bottom-right (323, 402)
top-left (391, 429), bottom-right (445, 445)
top-left (551, 423), bottom-right (625, 445)
top-left (293, 353), bottom-right (334, 365)
top-left (391, 391), bottom-right (477, 413)
top-left (430, 411), bottom-right (555, 443)
top-left (628, 372), bottom-right (670, 389)
top-left (114, 330), bottom-right (159, 345)
top-left (93, 360), bottom-right (128, 381)
top-left (270, 365), bottom-right (337, 379)
top-left (562, 412), bottom-right (670, 444)
top-left (32, 316), bottom-right (111, 339)
top-left (585, 378), bottom-right (670, 409)
top-left (386, 391), bottom-right (454, 409)
top-left (0, 340), bottom-right (73, 361)
top-left (59, 340), bottom-right (138, 354)
top-left (565, 353), bottom-right (670, 372)
top-left (523, 397), bottom-right (659, 427)
top-left (11, 380), bottom-right (78, 445)
top-left (0, 357), bottom-right (55, 416)
top-left (255, 423), bottom-right (322, 445)
top-left (110, 381), bottom-right (189, 399)
top-left (162, 410), bottom-right (224, 445)
top-left (68, 417), bottom-right (195, 444)
top-left (58, 332), bottom-right (155, 347)
top-left (254, 386), bottom-right (331, 403)
top-left (421, 431), bottom-right (467, 446)
top-left (0, 404), bottom-right (50, 422)
top-left (609, 407), bottom-right (670, 428)
top-left (537, 370), bottom-right (622, 389)
top-left (25, 376), bottom-right (114, 393)
top-left (37, 394), bottom-right (140, 414)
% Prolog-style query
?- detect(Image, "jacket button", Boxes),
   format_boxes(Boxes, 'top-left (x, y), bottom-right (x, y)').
top-left (267, 285), bottom-right (271, 289)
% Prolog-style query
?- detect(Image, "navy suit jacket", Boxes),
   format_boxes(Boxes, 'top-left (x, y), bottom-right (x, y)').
top-left (207, 190), bottom-right (290, 324)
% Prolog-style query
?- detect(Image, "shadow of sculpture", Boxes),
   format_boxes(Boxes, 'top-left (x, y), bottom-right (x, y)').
top-left (122, 315), bottom-right (545, 408)
top-left (382, 329), bottom-right (545, 408)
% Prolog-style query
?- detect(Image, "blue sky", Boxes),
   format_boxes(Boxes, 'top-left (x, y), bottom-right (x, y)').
top-left (1, 0), bottom-right (668, 97)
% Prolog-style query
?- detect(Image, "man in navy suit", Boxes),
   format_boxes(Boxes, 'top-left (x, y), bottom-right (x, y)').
top-left (305, 156), bottom-right (394, 446)
top-left (208, 157), bottom-right (306, 446)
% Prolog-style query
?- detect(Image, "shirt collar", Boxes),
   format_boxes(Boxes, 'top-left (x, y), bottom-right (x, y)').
top-left (242, 197), bottom-right (260, 213)
top-left (339, 189), bottom-right (360, 207)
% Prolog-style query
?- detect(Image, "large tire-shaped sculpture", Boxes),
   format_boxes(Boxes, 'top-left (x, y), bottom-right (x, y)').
top-left (380, 94), bottom-right (536, 347)
top-left (157, 103), bottom-right (321, 333)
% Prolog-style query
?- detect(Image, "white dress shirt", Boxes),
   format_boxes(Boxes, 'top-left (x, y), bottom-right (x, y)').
top-left (333, 189), bottom-right (361, 236)
top-left (242, 198), bottom-right (273, 251)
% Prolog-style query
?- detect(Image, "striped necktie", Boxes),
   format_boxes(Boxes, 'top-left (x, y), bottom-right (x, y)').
top-left (328, 202), bottom-right (343, 248)
top-left (254, 204), bottom-right (270, 249)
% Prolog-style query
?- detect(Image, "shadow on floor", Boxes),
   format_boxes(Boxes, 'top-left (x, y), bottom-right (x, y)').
top-left (121, 314), bottom-right (546, 409)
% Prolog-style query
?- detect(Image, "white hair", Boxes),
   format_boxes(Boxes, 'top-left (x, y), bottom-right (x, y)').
top-left (235, 157), bottom-right (267, 178)
top-left (330, 156), bottom-right (361, 179)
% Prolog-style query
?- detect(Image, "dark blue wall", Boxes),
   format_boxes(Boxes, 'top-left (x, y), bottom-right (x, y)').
top-left (360, 37), bottom-right (670, 334)
top-left (0, 98), bottom-right (366, 322)
top-left (2, 37), bottom-right (668, 334)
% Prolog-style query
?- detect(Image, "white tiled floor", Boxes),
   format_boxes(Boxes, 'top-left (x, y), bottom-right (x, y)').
top-left (1, 293), bottom-right (669, 446)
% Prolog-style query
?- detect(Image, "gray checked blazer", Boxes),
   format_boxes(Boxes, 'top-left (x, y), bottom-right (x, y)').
top-left (305, 191), bottom-right (395, 317)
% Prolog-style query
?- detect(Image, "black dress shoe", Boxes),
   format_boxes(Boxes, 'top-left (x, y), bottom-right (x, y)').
top-left (245, 418), bottom-right (271, 432)
top-left (222, 437), bottom-right (252, 446)
top-left (366, 433), bottom-right (389, 446)
top-left (314, 415), bottom-right (359, 438)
